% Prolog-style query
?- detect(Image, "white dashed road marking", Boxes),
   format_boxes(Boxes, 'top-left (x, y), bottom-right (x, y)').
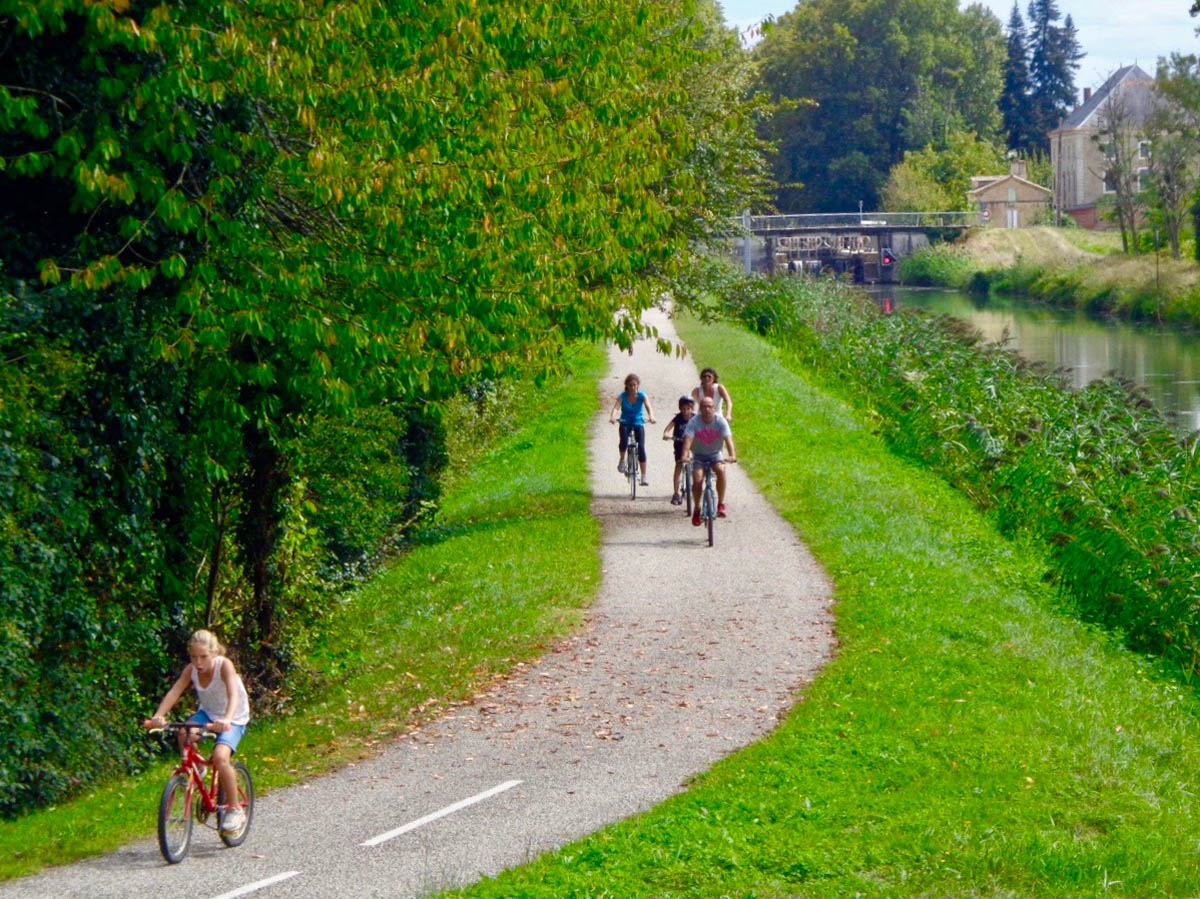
top-left (208, 871), bottom-right (301, 899)
top-left (359, 780), bottom-right (523, 848)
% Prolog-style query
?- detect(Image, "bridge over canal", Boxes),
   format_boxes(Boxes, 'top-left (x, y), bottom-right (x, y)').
top-left (736, 211), bottom-right (982, 283)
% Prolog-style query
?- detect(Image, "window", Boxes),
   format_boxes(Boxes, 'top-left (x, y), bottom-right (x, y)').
top-left (1099, 142), bottom-right (1116, 160)
top-left (1139, 141), bottom-right (1151, 160)
top-left (1007, 186), bottom-right (1017, 202)
top-left (1104, 171), bottom-right (1117, 194)
top-left (1138, 167), bottom-right (1150, 190)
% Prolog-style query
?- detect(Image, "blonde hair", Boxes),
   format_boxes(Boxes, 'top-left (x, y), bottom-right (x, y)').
top-left (188, 629), bottom-right (226, 656)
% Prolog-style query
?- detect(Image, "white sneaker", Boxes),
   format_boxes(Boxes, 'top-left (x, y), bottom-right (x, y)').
top-left (220, 807), bottom-right (246, 835)
top-left (639, 477), bottom-right (649, 486)
top-left (617, 460), bottom-right (626, 474)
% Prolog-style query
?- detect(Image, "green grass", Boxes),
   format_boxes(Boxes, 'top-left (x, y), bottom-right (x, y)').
top-left (444, 317), bottom-right (1200, 897)
top-left (902, 227), bottom-right (1200, 327)
top-left (0, 344), bottom-right (606, 881)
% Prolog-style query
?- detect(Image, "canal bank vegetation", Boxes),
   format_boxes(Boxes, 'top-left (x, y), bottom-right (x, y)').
top-left (0, 345), bottom-right (605, 880)
top-left (684, 263), bottom-right (1200, 673)
top-left (901, 226), bottom-right (1200, 326)
top-left (447, 288), bottom-right (1200, 897)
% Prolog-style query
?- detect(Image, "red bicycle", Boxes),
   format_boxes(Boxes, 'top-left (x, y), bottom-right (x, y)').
top-left (152, 722), bottom-right (254, 864)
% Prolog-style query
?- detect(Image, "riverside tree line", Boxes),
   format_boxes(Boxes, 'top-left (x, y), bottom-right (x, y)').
top-left (0, 0), bottom-right (767, 816)
top-left (751, 0), bottom-right (1081, 213)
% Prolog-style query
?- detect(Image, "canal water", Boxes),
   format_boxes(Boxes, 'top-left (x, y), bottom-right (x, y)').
top-left (869, 285), bottom-right (1200, 436)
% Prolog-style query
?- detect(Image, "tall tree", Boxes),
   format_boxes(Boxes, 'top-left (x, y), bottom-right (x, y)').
top-left (1093, 86), bottom-right (1144, 253)
top-left (1027, 0), bottom-right (1084, 147)
top-left (1000, 2), bottom-right (1036, 150)
top-left (755, 0), bottom-right (1006, 211)
top-left (1147, 54), bottom-right (1200, 258)
top-left (0, 0), bottom-right (769, 815)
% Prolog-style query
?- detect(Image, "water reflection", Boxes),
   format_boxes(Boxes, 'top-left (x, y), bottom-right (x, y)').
top-left (869, 286), bottom-right (1200, 435)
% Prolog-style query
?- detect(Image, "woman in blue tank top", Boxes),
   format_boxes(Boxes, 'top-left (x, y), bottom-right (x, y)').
top-left (608, 372), bottom-right (657, 485)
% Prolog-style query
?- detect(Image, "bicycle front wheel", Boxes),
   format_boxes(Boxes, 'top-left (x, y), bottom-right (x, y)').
top-left (218, 761), bottom-right (255, 847)
top-left (628, 449), bottom-right (638, 500)
top-left (158, 774), bottom-right (194, 864)
top-left (684, 466), bottom-right (694, 515)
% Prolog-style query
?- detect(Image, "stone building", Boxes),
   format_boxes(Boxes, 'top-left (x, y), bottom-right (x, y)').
top-left (967, 159), bottom-right (1052, 228)
top-left (1049, 65), bottom-right (1155, 229)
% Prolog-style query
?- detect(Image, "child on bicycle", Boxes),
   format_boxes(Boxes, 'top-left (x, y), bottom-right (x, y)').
top-left (662, 395), bottom-right (695, 505)
top-left (144, 629), bottom-right (251, 835)
top-left (608, 372), bottom-right (656, 486)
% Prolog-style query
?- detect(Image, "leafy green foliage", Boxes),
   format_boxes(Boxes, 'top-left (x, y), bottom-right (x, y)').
top-left (883, 131), bottom-right (1008, 211)
top-left (0, 0), bottom-right (765, 816)
top-left (0, 345), bottom-right (604, 878)
top-left (755, 0), bottom-right (1006, 211)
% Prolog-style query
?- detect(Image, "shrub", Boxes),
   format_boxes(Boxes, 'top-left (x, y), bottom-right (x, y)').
top-left (898, 244), bottom-right (973, 288)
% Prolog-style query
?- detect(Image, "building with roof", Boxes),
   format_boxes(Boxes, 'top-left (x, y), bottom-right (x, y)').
top-left (1049, 65), bottom-right (1156, 229)
top-left (967, 159), bottom-right (1052, 228)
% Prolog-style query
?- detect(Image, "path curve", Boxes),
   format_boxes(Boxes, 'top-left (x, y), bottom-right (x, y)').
top-left (3, 309), bottom-right (834, 899)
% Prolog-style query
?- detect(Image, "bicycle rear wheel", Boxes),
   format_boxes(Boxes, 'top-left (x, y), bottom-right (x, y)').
top-left (158, 774), bottom-right (194, 863)
top-left (218, 761), bottom-right (255, 847)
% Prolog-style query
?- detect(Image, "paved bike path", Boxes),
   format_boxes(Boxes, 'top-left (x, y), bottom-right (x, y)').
top-left (3, 309), bottom-right (834, 899)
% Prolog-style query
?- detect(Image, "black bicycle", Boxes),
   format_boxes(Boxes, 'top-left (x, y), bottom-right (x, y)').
top-left (695, 458), bottom-right (735, 547)
top-left (624, 429), bottom-right (639, 500)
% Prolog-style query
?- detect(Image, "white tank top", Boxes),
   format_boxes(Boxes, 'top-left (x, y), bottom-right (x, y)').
top-left (191, 656), bottom-right (250, 725)
top-left (694, 382), bottom-right (724, 417)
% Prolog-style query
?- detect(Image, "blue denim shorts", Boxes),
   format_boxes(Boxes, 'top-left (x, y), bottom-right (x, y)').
top-left (187, 709), bottom-right (247, 753)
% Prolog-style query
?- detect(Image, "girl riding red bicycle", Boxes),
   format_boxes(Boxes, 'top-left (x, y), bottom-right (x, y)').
top-left (143, 629), bottom-right (251, 836)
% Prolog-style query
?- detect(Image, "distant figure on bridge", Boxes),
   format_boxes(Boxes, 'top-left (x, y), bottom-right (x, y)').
top-left (692, 367), bottom-right (733, 423)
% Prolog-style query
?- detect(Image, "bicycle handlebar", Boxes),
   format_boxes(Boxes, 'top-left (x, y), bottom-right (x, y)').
top-left (147, 722), bottom-right (218, 737)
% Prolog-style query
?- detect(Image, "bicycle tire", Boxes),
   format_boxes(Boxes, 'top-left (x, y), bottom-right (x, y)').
top-left (158, 774), bottom-right (194, 864)
top-left (683, 464), bottom-right (694, 515)
top-left (628, 445), bottom-right (638, 500)
top-left (703, 475), bottom-right (716, 547)
top-left (218, 761), bottom-right (255, 847)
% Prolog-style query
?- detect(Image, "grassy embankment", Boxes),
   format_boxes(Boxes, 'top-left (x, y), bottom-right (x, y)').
top-left (445, 314), bottom-right (1200, 897)
top-left (902, 225), bottom-right (1200, 326)
top-left (0, 346), bottom-right (606, 881)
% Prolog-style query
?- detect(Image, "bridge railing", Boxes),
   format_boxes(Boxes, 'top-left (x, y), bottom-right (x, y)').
top-left (745, 211), bottom-right (982, 231)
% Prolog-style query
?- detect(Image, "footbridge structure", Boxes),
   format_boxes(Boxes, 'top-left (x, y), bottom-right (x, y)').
top-left (736, 211), bottom-right (981, 283)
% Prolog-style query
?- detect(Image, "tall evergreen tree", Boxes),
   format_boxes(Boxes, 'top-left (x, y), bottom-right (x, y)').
top-left (1027, 0), bottom-right (1084, 148)
top-left (1000, 2), bottom-right (1035, 150)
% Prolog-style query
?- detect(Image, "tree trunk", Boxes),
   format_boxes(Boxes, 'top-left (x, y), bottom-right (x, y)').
top-left (237, 418), bottom-right (288, 660)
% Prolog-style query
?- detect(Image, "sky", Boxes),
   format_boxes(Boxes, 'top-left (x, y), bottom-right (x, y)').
top-left (721, 0), bottom-right (1200, 91)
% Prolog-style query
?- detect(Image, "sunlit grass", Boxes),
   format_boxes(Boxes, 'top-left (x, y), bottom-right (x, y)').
top-left (0, 345), bottom-right (605, 881)
top-left (444, 316), bottom-right (1200, 897)
top-left (904, 226), bottom-right (1200, 325)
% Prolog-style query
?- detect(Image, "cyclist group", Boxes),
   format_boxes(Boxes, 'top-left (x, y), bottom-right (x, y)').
top-left (139, 365), bottom-right (736, 862)
top-left (609, 366), bottom-right (737, 526)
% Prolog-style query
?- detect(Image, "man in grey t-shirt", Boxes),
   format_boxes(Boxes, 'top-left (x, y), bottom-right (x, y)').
top-left (682, 396), bottom-right (737, 524)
